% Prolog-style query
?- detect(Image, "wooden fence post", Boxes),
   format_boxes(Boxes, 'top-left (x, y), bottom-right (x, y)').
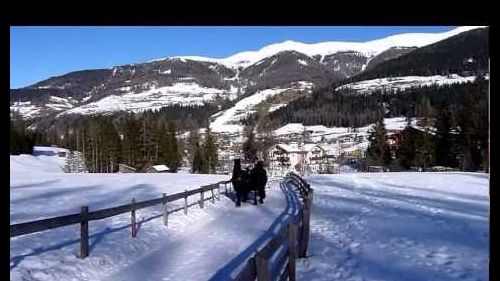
top-left (184, 190), bottom-right (188, 215)
top-left (79, 206), bottom-right (89, 259)
top-left (210, 187), bottom-right (214, 204)
top-left (163, 193), bottom-right (168, 227)
top-left (200, 190), bottom-right (204, 209)
top-left (299, 190), bottom-right (313, 258)
top-left (131, 198), bottom-right (137, 238)
top-left (255, 252), bottom-right (271, 281)
top-left (297, 208), bottom-right (304, 258)
top-left (288, 222), bottom-right (298, 281)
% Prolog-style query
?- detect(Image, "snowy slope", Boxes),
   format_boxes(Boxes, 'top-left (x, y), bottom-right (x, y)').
top-left (298, 172), bottom-right (489, 281)
top-left (172, 26), bottom-right (486, 68)
top-left (10, 146), bottom-right (67, 176)
top-left (336, 74), bottom-right (478, 95)
top-left (12, 26), bottom-right (487, 120)
top-left (10, 101), bottom-right (41, 118)
top-left (210, 81), bottom-right (314, 133)
top-left (273, 117), bottom-right (418, 136)
top-left (59, 82), bottom-right (236, 116)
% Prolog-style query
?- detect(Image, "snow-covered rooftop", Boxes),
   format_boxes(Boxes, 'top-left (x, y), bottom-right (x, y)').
top-left (149, 164), bottom-right (170, 171)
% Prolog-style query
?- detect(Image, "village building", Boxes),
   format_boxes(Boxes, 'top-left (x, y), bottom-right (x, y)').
top-left (145, 164), bottom-right (170, 173)
top-left (268, 143), bottom-right (338, 176)
top-left (118, 164), bottom-right (137, 173)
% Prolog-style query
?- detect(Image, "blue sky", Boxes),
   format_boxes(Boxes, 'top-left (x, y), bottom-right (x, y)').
top-left (10, 26), bottom-right (456, 89)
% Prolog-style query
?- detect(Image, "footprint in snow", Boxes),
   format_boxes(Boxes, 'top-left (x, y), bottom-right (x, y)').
top-left (345, 258), bottom-right (359, 268)
top-left (321, 246), bottom-right (330, 256)
top-left (349, 242), bottom-right (362, 254)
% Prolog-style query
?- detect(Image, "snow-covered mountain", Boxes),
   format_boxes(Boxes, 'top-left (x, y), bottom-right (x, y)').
top-left (10, 26), bottom-right (487, 121)
top-left (167, 26), bottom-right (484, 68)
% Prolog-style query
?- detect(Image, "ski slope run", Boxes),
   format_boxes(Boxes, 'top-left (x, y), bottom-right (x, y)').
top-left (298, 172), bottom-right (489, 281)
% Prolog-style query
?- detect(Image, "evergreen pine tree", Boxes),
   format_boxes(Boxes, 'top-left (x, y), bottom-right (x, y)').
top-left (435, 106), bottom-right (457, 167)
top-left (203, 127), bottom-right (218, 173)
top-left (396, 126), bottom-right (418, 170)
top-left (415, 96), bottom-right (436, 171)
top-left (160, 122), bottom-right (181, 172)
top-left (192, 142), bottom-right (204, 173)
top-left (366, 111), bottom-right (392, 168)
top-left (121, 115), bottom-right (140, 167)
top-left (242, 125), bottom-right (257, 162)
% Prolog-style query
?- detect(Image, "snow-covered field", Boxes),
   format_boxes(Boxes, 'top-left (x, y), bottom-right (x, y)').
top-left (298, 172), bottom-right (489, 281)
top-left (11, 147), bottom-right (489, 281)
top-left (336, 75), bottom-right (478, 95)
top-left (10, 147), bottom-right (288, 281)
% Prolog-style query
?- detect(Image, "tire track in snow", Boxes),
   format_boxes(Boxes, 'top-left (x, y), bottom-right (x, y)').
top-left (299, 175), bottom-right (488, 281)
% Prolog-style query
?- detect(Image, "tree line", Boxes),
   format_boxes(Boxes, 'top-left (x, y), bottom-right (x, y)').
top-left (27, 111), bottom-right (222, 174)
top-left (10, 117), bottom-right (38, 155)
top-left (365, 78), bottom-right (488, 172)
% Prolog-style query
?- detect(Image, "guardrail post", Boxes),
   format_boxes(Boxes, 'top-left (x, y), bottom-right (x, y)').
top-left (217, 184), bottom-right (221, 201)
top-left (131, 198), bottom-right (137, 238)
top-left (211, 187), bottom-right (215, 204)
top-left (163, 193), bottom-right (168, 227)
top-left (79, 206), bottom-right (89, 259)
top-left (184, 190), bottom-right (188, 215)
top-left (255, 252), bottom-right (271, 281)
top-left (288, 222), bottom-right (298, 281)
top-left (200, 190), bottom-right (204, 209)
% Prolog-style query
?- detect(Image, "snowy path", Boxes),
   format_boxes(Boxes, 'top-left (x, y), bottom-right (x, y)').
top-left (297, 172), bottom-right (489, 281)
top-left (103, 182), bottom-right (293, 281)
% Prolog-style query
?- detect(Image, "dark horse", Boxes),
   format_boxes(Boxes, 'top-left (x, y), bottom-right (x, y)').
top-left (229, 159), bottom-right (250, 207)
top-left (249, 160), bottom-right (268, 205)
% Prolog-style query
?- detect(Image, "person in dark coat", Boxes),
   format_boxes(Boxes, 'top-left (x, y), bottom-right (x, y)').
top-left (250, 160), bottom-right (268, 204)
top-left (229, 159), bottom-right (247, 207)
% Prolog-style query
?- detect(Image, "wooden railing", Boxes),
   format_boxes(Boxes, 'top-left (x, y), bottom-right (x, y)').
top-left (10, 181), bottom-right (227, 259)
top-left (232, 172), bottom-right (313, 281)
top-left (11, 174), bottom-right (313, 281)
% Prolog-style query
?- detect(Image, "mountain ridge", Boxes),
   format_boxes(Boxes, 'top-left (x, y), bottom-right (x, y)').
top-left (10, 26), bottom-right (487, 124)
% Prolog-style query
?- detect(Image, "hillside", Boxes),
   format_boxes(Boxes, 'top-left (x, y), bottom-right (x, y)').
top-left (10, 26), bottom-right (486, 123)
top-left (346, 27), bottom-right (489, 82)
